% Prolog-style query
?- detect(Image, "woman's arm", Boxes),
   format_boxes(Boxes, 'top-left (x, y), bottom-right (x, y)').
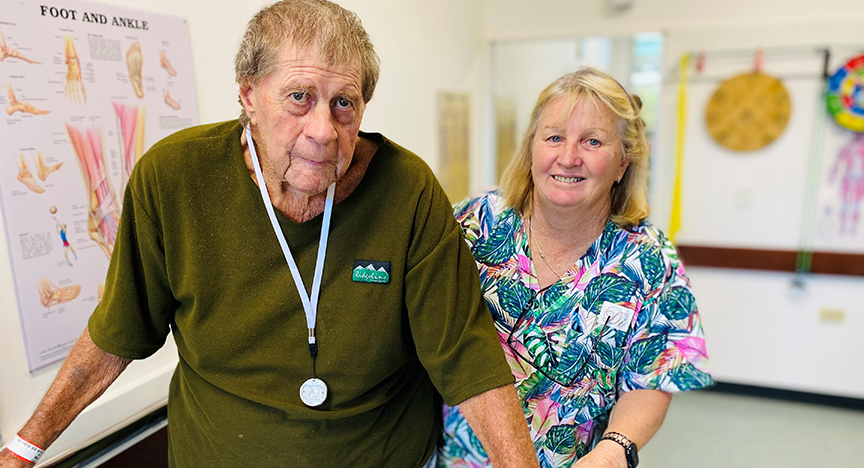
top-left (575, 389), bottom-right (672, 468)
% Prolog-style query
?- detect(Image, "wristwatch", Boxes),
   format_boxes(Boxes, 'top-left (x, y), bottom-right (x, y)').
top-left (601, 431), bottom-right (638, 468)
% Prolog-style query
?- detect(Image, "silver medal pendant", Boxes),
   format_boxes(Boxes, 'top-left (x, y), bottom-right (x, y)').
top-left (300, 378), bottom-right (328, 407)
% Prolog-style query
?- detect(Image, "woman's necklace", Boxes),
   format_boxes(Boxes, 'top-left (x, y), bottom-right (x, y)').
top-left (529, 218), bottom-right (563, 278)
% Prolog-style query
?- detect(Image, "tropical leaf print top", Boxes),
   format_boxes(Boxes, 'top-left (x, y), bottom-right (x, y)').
top-left (438, 191), bottom-right (713, 468)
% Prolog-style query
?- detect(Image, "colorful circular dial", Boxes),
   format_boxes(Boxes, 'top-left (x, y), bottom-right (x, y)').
top-left (827, 54), bottom-right (864, 133)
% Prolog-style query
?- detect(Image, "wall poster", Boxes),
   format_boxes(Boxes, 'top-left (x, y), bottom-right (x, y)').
top-left (437, 92), bottom-right (470, 203)
top-left (0, 0), bottom-right (198, 371)
top-left (815, 131), bottom-right (864, 250)
top-left (495, 96), bottom-right (517, 184)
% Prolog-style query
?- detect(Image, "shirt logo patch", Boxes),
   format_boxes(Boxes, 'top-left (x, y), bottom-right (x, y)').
top-left (352, 260), bottom-right (391, 284)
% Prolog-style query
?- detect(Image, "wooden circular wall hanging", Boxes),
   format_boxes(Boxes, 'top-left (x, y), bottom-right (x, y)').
top-left (705, 72), bottom-right (791, 152)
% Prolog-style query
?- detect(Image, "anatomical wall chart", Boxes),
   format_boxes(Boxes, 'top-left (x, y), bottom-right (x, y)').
top-left (0, 0), bottom-right (198, 371)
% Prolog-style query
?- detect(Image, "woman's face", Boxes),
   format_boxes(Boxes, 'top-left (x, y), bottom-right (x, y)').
top-left (531, 96), bottom-right (629, 217)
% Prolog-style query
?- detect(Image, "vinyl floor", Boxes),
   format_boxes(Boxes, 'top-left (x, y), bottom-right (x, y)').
top-left (640, 390), bottom-right (864, 468)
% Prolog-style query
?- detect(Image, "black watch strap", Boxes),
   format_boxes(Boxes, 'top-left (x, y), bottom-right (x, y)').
top-left (601, 431), bottom-right (639, 468)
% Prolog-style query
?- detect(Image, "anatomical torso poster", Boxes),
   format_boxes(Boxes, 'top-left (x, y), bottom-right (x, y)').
top-left (0, 0), bottom-right (198, 371)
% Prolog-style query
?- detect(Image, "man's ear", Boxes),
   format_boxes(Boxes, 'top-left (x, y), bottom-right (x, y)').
top-left (239, 79), bottom-right (256, 125)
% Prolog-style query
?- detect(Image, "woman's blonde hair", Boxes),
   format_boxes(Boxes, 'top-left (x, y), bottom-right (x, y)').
top-left (235, 0), bottom-right (380, 126)
top-left (500, 68), bottom-right (650, 229)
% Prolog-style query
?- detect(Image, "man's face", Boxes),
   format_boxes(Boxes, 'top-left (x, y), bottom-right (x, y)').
top-left (240, 44), bottom-right (366, 196)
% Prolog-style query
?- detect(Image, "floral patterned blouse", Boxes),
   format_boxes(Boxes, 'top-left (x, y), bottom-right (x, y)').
top-left (438, 191), bottom-right (713, 468)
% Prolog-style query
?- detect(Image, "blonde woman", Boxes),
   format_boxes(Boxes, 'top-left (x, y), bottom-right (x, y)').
top-left (440, 69), bottom-right (713, 468)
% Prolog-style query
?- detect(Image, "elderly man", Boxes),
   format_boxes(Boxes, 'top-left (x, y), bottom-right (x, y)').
top-left (0, 1), bottom-right (538, 468)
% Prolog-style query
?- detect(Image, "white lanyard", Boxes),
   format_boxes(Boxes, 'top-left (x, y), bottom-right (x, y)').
top-left (245, 124), bottom-right (334, 349)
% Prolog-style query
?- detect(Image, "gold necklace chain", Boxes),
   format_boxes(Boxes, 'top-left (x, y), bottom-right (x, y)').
top-left (529, 218), bottom-right (563, 278)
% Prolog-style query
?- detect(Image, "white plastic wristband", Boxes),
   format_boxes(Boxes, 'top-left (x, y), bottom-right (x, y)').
top-left (4, 434), bottom-right (44, 464)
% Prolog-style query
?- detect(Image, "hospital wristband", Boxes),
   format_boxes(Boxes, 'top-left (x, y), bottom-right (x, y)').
top-left (4, 434), bottom-right (45, 464)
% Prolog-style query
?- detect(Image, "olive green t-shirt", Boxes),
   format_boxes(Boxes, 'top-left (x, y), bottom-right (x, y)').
top-left (88, 120), bottom-right (513, 467)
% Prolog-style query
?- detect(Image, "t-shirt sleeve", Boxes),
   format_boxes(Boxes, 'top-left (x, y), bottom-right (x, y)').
top-left (405, 182), bottom-right (513, 406)
top-left (618, 230), bottom-right (714, 394)
top-left (88, 161), bottom-right (178, 359)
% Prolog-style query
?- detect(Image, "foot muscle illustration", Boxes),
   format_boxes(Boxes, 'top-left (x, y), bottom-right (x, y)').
top-left (65, 124), bottom-right (121, 259)
top-left (113, 102), bottom-right (146, 191)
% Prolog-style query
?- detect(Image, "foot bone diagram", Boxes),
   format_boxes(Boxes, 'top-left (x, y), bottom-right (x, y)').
top-left (0, 28), bottom-right (39, 63)
top-left (163, 89), bottom-right (180, 110)
top-left (6, 82), bottom-right (50, 115)
top-left (63, 36), bottom-right (86, 104)
top-left (36, 277), bottom-right (81, 307)
top-left (16, 153), bottom-right (44, 193)
top-left (65, 124), bottom-right (120, 259)
top-left (126, 42), bottom-right (144, 98)
top-left (159, 50), bottom-right (176, 76)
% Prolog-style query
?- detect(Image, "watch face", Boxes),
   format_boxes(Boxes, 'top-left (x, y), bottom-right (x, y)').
top-left (628, 444), bottom-right (639, 467)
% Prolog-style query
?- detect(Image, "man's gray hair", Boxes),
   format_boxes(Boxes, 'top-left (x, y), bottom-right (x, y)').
top-left (235, 0), bottom-right (380, 126)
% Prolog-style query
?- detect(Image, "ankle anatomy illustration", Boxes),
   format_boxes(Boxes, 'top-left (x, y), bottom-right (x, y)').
top-left (36, 277), bottom-right (81, 307)
top-left (159, 50), bottom-right (176, 76)
top-left (0, 28), bottom-right (39, 64)
top-left (6, 82), bottom-right (49, 116)
top-left (65, 124), bottom-right (120, 259)
top-left (16, 153), bottom-right (44, 193)
top-left (163, 89), bottom-right (180, 110)
top-left (37, 153), bottom-right (63, 181)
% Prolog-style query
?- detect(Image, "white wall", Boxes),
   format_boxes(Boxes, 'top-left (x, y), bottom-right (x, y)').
top-left (661, 22), bottom-right (864, 399)
top-left (490, 36), bottom-right (638, 184)
top-left (481, 0), bottom-right (864, 398)
top-left (492, 39), bottom-right (580, 150)
top-left (483, 0), bottom-right (864, 42)
top-left (0, 0), bottom-right (487, 464)
top-left (689, 267), bottom-right (864, 398)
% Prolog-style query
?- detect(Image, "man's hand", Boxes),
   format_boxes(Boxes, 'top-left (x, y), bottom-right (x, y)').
top-left (0, 328), bottom-right (131, 467)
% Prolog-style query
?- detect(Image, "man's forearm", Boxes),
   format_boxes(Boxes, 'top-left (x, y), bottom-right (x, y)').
top-left (1, 327), bottom-right (131, 466)
top-left (459, 384), bottom-right (539, 468)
